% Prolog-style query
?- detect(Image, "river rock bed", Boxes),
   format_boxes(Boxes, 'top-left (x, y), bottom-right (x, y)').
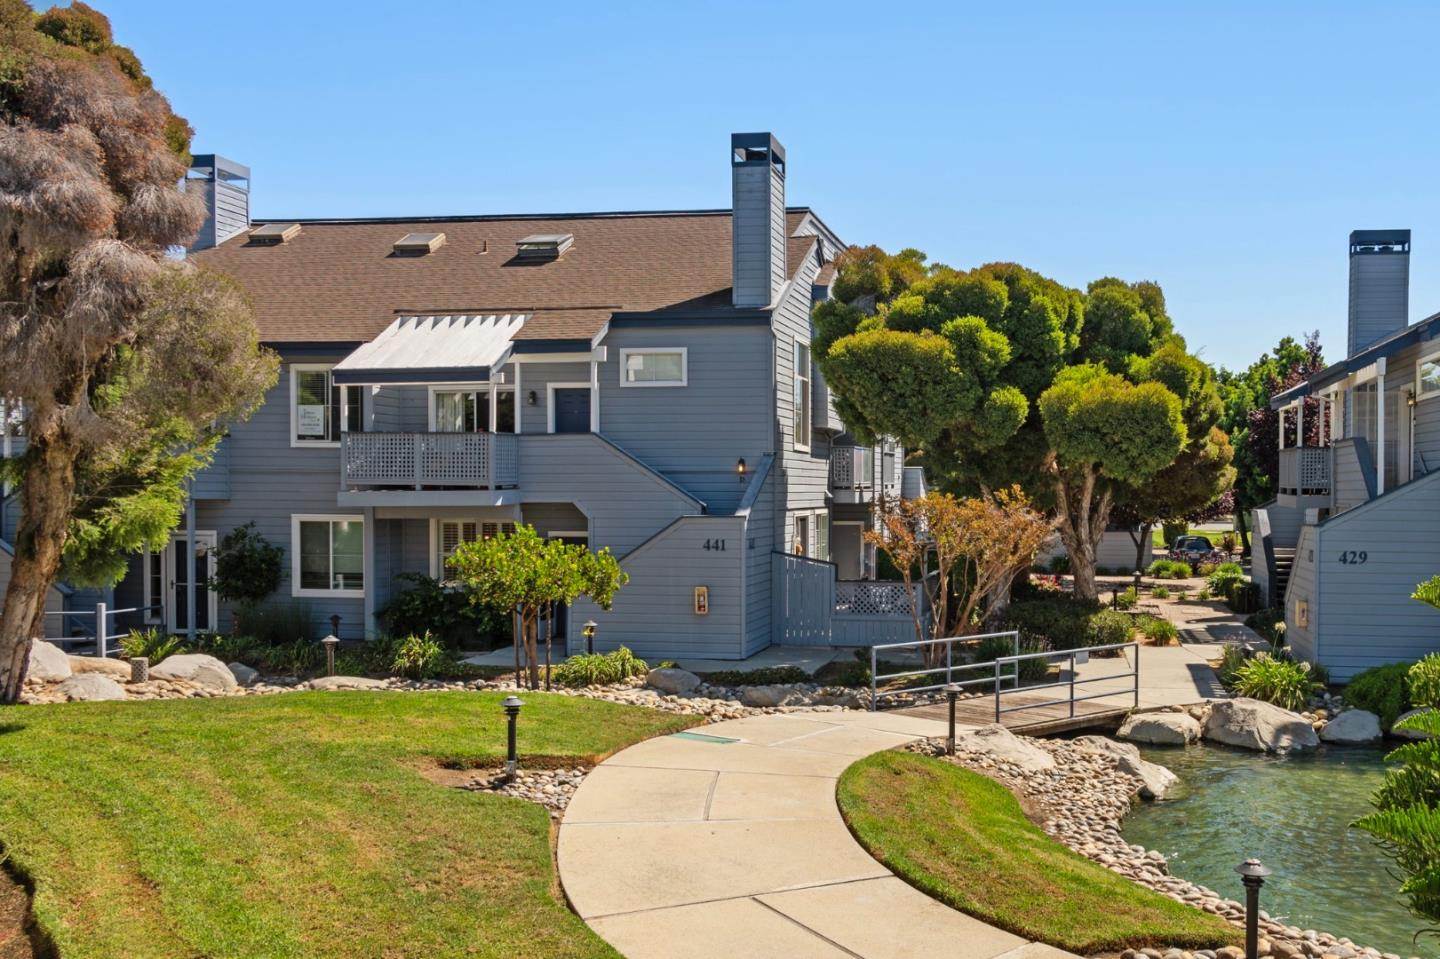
top-left (907, 731), bottom-right (1416, 959)
top-left (462, 765), bottom-right (591, 817)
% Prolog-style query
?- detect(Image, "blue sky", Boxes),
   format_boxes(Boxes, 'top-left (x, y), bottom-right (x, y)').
top-left (98, 0), bottom-right (1440, 371)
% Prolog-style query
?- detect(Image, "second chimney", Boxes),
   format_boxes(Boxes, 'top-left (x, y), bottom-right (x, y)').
top-left (1348, 229), bottom-right (1410, 354)
top-left (731, 132), bottom-right (786, 309)
top-left (184, 154), bottom-right (251, 252)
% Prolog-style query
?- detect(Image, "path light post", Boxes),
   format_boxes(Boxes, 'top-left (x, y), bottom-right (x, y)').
top-left (944, 683), bottom-right (962, 755)
top-left (320, 634), bottom-right (340, 676)
top-left (1235, 858), bottom-right (1271, 959)
top-left (502, 695), bottom-right (525, 781)
top-left (1133, 568), bottom-right (1143, 591)
top-left (583, 620), bottom-right (598, 656)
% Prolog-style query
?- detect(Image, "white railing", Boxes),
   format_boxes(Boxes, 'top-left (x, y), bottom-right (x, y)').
top-left (1278, 445), bottom-right (1331, 495)
top-left (341, 432), bottom-right (520, 489)
top-left (835, 580), bottom-right (916, 616)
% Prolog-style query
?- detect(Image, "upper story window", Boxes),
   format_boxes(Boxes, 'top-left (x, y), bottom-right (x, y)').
top-left (291, 364), bottom-right (362, 446)
top-left (292, 514), bottom-right (364, 597)
top-left (432, 387), bottom-right (517, 432)
top-left (620, 348), bottom-right (687, 387)
top-left (793, 339), bottom-right (812, 451)
top-left (1419, 351), bottom-right (1440, 401)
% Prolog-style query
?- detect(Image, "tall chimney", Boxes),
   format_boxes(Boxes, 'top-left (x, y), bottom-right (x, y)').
top-left (1348, 229), bottom-right (1410, 354)
top-left (184, 154), bottom-right (251, 251)
top-left (731, 132), bottom-right (786, 308)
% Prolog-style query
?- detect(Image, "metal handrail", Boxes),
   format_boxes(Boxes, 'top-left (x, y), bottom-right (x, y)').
top-left (991, 641), bottom-right (1140, 722)
top-left (868, 631), bottom-right (1021, 709)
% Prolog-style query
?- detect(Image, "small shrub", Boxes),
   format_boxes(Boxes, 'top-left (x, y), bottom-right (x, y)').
top-left (1220, 532), bottom-right (1238, 554)
top-left (1147, 559), bottom-right (1192, 580)
top-left (1194, 562), bottom-right (1219, 578)
top-left (973, 634), bottom-right (1017, 663)
top-left (552, 646), bottom-right (649, 687)
top-left (830, 660), bottom-right (872, 688)
top-left (1345, 662), bottom-right (1413, 729)
top-left (1006, 596), bottom-right (1102, 651)
top-left (211, 522), bottom-right (283, 606)
top-left (1088, 609), bottom-right (1133, 647)
top-left (253, 637), bottom-right (323, 676)
top-left (233, 601), bottom-right (314, 647)
top-left (390, 633), bottom-right (449, 680)
top-left (1016, 635), bottom-right (1052, 683)
top-left (1047, 554), bottom-right (1071, 575)
top-left (704, 665), bottom-right (810, 686)
top-left (1225, 581), bottom-right (1262, 615)
top-left (119, 627), bottom-right (186, 662)
top-left (1161, 521), bottom-right (1189, 546)
top-left (1408, 653), bottom-right (1440, 709)
top-left (1139, 616), bottom-right (1178, 646)
top-left (1150, 586), bottom-right (1170, 599)
top-left (1216, 645), bottom-right (1248, 687)
top-left (378, 573), bottom-right (509, 650)
top-left (1229, 652), bottom-right (1320, 711)
top-left (1207, 562), bottom-right (1245, 593)
top-left (1309, 659), bottom-right (1330, 688)
top-left (1114, 586), bottom-right (1138, 610)
top-left (1194, 587), bottom-right (1213, 601)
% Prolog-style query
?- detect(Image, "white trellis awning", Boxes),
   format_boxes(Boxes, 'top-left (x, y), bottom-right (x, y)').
top-left (331, 314), bottom-right (527, 385)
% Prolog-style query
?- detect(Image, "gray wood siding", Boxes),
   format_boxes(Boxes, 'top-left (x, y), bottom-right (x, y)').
top-left (1331, 437), bottom-right (1374, 513)
top-left (742, 469), bottom-right (776, 656)
top-left (772, 245), bottom-right (830, 557)
top-left (1310, 468), bottom-right (1440, 681)
top-left (371, 386), bottom-right (429, 433)
top-left (191, 435), bottom-right (231, 501)
top-left (1284, 524), bottom-right (1319, 663)
top-left (573, 515), bottom-right (747, 660)
top-left (598, 326), bottom-right (773, 514)
top-left (523, 503), bottom-right (590, 538)
top-left (1348, 251), bottom-right (1409, 355)
top-left (1414, 394), bottom-right (1440, 475)
top-left (517, 361), bottom-right (590, 435)
top-left (731, 160), bottom-right (785, 307)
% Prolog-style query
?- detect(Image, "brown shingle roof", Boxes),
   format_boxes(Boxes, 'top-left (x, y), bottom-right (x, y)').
top-left (192, 209), bottom-right (817, 344)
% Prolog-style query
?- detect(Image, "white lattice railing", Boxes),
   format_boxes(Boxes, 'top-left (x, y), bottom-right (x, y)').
top-left (835, 580), bottom-right (917, 617)
top-left (1278, 445), bottom-right (1330, 495)
top-left (830, 446), bottom-right (874, 489)
top-left (341, 432), bottom-right (519, 489)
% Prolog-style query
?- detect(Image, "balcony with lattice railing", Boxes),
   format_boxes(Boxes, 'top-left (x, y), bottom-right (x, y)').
top-left (1277, 445), bottom-right (1331, 497)
top-left (341, 432), bottom-right (520, 491)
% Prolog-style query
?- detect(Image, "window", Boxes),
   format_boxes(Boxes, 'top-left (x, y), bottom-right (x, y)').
top-left (143, 548), bottom-right (164, 624)
top-left (620, 348), bottom-right (687, 387)
top-left (1419, 352), bottom-right (1440, 401)
top-left (291, 515), bottom-right (364, 596)
top-left (793, 514), bottom-right (809, 556)
top-left (431, 387), bottom-right (517, 432)
top-left (815, 510), bottom-right (829, 563)
top-left (434, 519), bottom-right (517, 580)
top-left (793, 339), bottom-right (811, 451)
top-left (290, 365), bottom-right (362, 446)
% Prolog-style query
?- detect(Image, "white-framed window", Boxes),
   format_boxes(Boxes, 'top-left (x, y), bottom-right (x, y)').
top-left (291, 514), bottom-right (364, 597)
top-left (793, 513), bottom-right (810, 556)
top-left (142, 547), bottom-right (164, 624)
top-left (1418, 348), bottom-right (1440, 402)
top-left (619, 348), bottom-right (687, 387)
top-left (815, 509), bottom-right (829, 562)
top-left (793, 338), bottom-right (812, 452)
top-left (432, 519), bottom-right (517, 580)
top-left (789, 510), bottom-right (828, 560)
top-left (428, 386), bottom-right (517, 432)
top-left (290, 365), bottom-right (363, 446)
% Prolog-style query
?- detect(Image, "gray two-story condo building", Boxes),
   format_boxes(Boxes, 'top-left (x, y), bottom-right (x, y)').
top-left (76, 133), bottom-right (922, 660)
top-left (1258, 229), bottom-right (1440, 680)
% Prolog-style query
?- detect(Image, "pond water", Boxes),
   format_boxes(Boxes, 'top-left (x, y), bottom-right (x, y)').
top-left (1121, 742), bottom-right (1430, 958)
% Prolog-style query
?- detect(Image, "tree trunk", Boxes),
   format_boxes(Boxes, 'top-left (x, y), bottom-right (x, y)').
top-left (1132, 522), bottom-right (1153, 573)
top-left (0, 437), bottom-right (78, 703)
top-left (512, 609), bottom-right (522, 687)
top-left (1052, 466), bottom-right (1112, 603)
top-left (1236, 509), bottom-right (1251, 557)
top-left (525, 612), bottom-right (540, 690)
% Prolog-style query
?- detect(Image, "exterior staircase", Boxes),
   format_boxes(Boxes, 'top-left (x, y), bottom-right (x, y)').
top-left (1269, 546), bottom-right (1295, 607)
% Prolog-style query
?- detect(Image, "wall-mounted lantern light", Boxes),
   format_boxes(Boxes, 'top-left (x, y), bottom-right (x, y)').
top-left (736, 457), bottom-right (747, 483)
top-left (1406, 389), bottom-right (1418, 408)
top-left (527, 390), bottom-right (538, 406)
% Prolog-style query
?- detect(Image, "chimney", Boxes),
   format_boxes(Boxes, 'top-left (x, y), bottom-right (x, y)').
top-left (731, 132), bottom-right (786, 308)
top-left (184, 154), bottom-right (251, 251)
top-left (1348, 229), bottom-right (1410, 354)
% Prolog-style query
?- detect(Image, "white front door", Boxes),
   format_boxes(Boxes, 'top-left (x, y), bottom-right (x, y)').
top-left (167, 531), bottom-right (218, 634)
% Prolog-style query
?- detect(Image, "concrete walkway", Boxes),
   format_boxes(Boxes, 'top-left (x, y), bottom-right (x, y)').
top-left (557, 711), bottom-right (1079, 959)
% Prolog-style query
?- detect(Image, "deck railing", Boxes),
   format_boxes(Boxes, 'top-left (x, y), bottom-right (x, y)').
top-left (341, 432), bottom-right (520, 489)
top-left (829, 445), bottom-right (874, 491)
top-left (1278, 445), bottom-right (1331, 496)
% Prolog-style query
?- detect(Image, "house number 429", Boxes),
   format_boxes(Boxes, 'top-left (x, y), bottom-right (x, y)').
top-left (1337, 551), bottom-right (1368, 565)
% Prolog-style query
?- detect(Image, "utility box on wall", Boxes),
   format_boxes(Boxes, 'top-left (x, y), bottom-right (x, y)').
top-left (694, 586), bottom-right (709, 615)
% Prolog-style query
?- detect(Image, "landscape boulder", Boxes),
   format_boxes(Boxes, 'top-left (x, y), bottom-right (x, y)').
top-left (955, 723), bottom-right (1055, 772)
top-left (306, 675), bottom-right (387, 691)
top-left (26, 640), bottom-right (71, 682)
top-left (646, 667), bottom-right (701, 696)
top-left (55, 673), bottom-right (127, 702)
top-left (1117, 712), bottom-right (1201, 745)
top-left (228, 662), bottom-right (260, 687)
top-left (739, 684), bottom-right (805, 708)
top-left (1392, 707), bottom-right (1436, 740)
top-left (1203, 697), bottom-right (1319, 752)
top-left (68, 656), bottom-right (133, 679)
top-left (1319, 709), bottom-right (1382, 744)
top-left (150, 653), bottom-right (237, 692)
top-left (1072, 735), bottom-right (1178, 799)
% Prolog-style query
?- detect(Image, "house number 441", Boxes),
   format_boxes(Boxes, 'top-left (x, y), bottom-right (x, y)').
top-left (702, 539), bottom-right (727, 551)
top-left (1337, 551), bottom-right (1368, 565)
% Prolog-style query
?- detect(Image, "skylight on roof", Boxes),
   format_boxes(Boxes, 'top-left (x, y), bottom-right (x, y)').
top-left (515, 233), bottom-right (574, 260)
top-left (248, 222), bottom-right (301, 245)
top-left (393, 232), bottom-right (446, 256)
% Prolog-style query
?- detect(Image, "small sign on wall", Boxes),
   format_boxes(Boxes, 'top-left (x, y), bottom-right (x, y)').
top-left (1296, 600), bottom-right (1309, 628)
top-left (694, 586), bottom-right (709, 616)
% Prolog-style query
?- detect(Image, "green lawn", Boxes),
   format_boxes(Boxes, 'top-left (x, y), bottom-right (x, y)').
top-left (837, 751), bottom-right (1240, 953)
top-left (0, 691), bottom-right (695, 958)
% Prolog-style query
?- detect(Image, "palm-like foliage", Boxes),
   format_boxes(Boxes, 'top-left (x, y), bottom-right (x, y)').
top-left (1354, 708), bottom-right (1440, 938)
top-left (1414, 575), bottom-right (1440, 612)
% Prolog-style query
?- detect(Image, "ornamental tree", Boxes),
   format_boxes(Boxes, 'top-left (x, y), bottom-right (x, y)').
top-left (0, 1), bottom-right (276, 702)
top-left (817, 253), bottom-right (1220, 599)
top-left (450, 525), bottom-right (628, 690)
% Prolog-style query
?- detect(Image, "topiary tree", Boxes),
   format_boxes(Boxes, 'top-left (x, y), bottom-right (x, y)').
top-left (0, 1), bottom-right (277, 701)
top-left (211, 522), bottom-right (283, 614)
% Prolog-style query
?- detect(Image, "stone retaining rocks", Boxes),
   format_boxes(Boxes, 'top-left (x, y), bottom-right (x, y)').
top-left (1318, 708), bottom-right (1382, 744)
top-left (1204, 698), bottom-right (1319, 752)
top-left (305, 675), bottom-right (388, 691)
top-left (228, 662), bottom-right (260, 687)
top-left (464, 765), bottom-right (590, 817)
top-left (1118, 711), bottom-right (1201, 745)
top-left (1072, 735), bottom-right (1177, 799)
top-left (27, 640), bottom-right (71, 682)
top-left (955, 723), bottom-right (1056, 771)
top-left (645, 667), bottom-right (701, 695)
top-left (68, 656), bottom-right (132, 679)
top-left (151, 654), bottom-right (237, 691)
top-left (54, 673), bottom-right (127, 702)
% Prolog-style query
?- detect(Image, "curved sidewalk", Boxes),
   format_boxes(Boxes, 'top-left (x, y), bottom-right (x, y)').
top-left (557, 710), bottom-right (1080, 959)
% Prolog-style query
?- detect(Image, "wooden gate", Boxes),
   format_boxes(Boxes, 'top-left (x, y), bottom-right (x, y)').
top-left (771, 552), bottom-right (835, 645)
